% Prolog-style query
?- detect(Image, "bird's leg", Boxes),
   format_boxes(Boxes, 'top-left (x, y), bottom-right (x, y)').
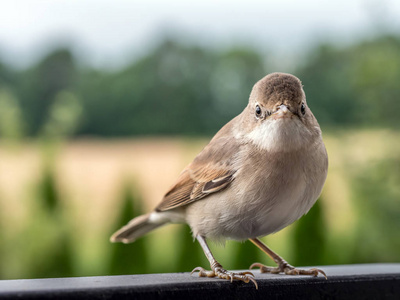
top-left (248, 238), bottom-right (327, 279)
top-left (191, 235), bottom-right (258, 288)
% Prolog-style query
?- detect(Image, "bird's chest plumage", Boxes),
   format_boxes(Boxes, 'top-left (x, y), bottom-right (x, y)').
top-left (186, 141), bottom-right (327, 241)
top-left (229, 150), bottom-right (314, 238)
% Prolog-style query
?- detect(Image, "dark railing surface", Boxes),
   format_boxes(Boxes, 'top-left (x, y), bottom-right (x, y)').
top-left (0, 264), bottom-right (399, 300)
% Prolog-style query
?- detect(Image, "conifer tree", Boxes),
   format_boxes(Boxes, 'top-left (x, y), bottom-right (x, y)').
top-left (109, 182), bottom-right (148, 275)
top-left (175, 225), bottom-right (207, 273)
top-left (292, 198), bottom-right (326, 266)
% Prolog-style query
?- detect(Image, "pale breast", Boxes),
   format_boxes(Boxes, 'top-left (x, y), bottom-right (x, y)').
top-left (185, 140), bottom-right (328, 241)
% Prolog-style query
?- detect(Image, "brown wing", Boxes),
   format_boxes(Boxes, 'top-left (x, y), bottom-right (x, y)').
top-left (155, 168), bottom-right (235, 211)
top-left (155, 118), bottom-right (240, 212)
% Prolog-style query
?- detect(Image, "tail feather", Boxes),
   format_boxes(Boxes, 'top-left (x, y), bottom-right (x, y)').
top-left (110, 213), bottom-right (165, 243)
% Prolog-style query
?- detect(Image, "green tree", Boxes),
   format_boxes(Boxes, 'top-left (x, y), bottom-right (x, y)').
top-left (109, 182), bottom-right (148, 275)
top-left (79, 40), bottom-right (215, 136)
top-left (292, 199), bottom-right (327, 266)
top-left (174, 225), bottom-right (207, 273)
top-left (29, 228), bottom-right (75, 278)
top-left (16, 161), bottom-right (75, 279)
top-left (0, 89), bottom-right (25, 141)
top-left (231, 240), bottom-right (261, 270)
top-left (25, 89), bottom-right (82, 278)
top-left (17, 48), bottom-right (78, 135)
top-left (350, 157), bottom-right (400, 263)
top-left (297, 45), bottom-right (356, 126)
top-left (349, 36), bottom-right (400, 127)
top-left (297, 35), bottom-right (400, 129)
top-left (78, 39), bottom-right (266, 137)
top-left (40, 166), bottom-right (59, 212)
top-left (0, 60), bottom-right (16, 87)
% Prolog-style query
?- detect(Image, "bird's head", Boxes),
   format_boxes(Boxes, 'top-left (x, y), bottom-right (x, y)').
top-left (237, 72), bottom-right (321, 152)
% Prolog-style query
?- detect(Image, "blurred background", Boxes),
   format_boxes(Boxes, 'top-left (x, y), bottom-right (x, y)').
top-left (0, 0), bottom-right (399, 279)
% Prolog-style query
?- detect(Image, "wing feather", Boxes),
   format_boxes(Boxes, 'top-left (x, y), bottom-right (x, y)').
top-left (155, 118), bottom-right (240, 212)
top-left (155, 169), bottom-right (235, 211)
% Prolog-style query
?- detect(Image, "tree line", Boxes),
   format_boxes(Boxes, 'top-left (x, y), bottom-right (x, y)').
top-left (1, 35), bottom-right (400, 138)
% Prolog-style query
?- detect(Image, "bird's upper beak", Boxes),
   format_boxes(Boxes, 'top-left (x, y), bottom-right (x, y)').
top-left (272, 104), bottom-right (293, 119)
top-left (278, 104), bottom-right (290, 114)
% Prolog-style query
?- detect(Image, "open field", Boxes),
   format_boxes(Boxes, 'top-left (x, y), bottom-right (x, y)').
top-left (0, 129), bottom-right (399, 279)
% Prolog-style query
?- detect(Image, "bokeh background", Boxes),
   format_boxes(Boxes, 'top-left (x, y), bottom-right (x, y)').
top-left (0, 0), bottom-right (399, 279)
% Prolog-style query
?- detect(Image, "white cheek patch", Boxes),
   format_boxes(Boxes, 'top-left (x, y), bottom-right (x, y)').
top-left (246, 118), bottom-right (311, 152)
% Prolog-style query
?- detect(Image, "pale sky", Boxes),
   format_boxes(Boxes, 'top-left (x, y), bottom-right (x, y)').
top-left (0, 0), bottom-right (399, 68)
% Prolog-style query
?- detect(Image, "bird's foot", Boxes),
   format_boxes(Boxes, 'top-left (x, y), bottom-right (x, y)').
top-left (191, 265), bottom-right (258, 289)
top-left (250, 261), bottom-right (327, 279)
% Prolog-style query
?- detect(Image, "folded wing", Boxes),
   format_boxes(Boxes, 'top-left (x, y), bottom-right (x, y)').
top-left (156, 121), bottom-right (240, 212)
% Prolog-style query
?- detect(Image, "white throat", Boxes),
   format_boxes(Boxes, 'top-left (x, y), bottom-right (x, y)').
top-left (246, 118), bottom-right (313, 152)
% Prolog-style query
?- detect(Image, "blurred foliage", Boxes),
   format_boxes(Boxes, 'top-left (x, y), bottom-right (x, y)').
top-left (292, 199), bottom-right (327, 266)
top-left (24, 164), bottom-right (75, 278)
top-left (232, 240), bottom-right (262, 270)
top-left (0, 89), bottom-right (25, 142)
top-left (16, 49), bottom-right (78, 135)
top-left (350, 157), bottom-right (400, 263)
top-left (5, 76), bottom-right (84, 279)
top-left (40, 91), bottom-right (82, 141)
top-left (78, 41), bottom-right (265, 136)
top-left (0, 33), bottom-right (399, 279)
top-left (0, 137), bottom-right (399, 279)
top-left (298, 35), bottom-right (400, 128)
top-left (40, 166), bottom-right (59, 213)
top-left (108, 182), bottom-right (148, 275)
top-left (0, 35), bottom-right (399, 138)
top-left (174, 225), bottom-right (207, 273)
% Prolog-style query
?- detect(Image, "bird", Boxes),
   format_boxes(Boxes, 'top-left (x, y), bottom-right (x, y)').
top-left (110, 72), bottom-right (329, 288)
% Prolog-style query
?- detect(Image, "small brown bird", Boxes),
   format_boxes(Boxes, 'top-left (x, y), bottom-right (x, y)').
top-left (111, 72), bottom-right (328, 288)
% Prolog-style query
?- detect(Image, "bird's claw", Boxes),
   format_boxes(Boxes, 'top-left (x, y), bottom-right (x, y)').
top-left (250, 262), bottom-right (327, 280)
top-left (285, 267), bottom-right (327, 279)
top-left (191, 266), bottom-right (258, 289)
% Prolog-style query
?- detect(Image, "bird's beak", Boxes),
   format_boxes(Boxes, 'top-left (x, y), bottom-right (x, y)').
top-left (278, 104), bottom-right (289, 114)
top-left (273, 104), bottom-right (292, 119)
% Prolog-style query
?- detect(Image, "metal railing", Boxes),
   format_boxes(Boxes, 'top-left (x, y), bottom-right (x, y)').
top-left (0, 264), bottom-right (399, 299)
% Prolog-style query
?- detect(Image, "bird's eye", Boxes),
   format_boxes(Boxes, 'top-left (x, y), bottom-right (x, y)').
top-left (301, 103), bottom-right (306, 115)
top-left (255, 105), bottom-right (262, 118)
